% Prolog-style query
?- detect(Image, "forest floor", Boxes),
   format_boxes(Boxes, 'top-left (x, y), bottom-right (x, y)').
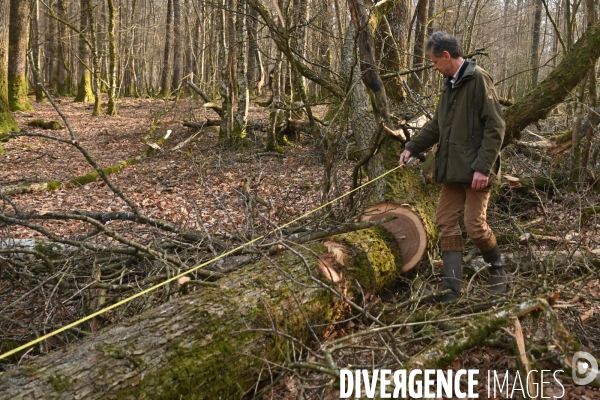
top-left (2, 95), bottom-right (600, 399)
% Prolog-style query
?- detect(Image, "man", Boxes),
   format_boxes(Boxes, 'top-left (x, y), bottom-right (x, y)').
top-left (399, 32), bottom-right (506, 302)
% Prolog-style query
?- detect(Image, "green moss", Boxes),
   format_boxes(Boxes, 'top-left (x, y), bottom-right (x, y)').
top-left (8, 75), bottom-right (33, 112)
top-left (69, 159), bottom-right (139, 187)
top-left (34, 241), bottom-right (64, 258)
top-left (379, 137), bottom-right (439, 245)
top-left (46, 181), bottom-right (63, 191)
top-left (48, 373), bottom-right (72, 393)
top-left (27, 119), bottom-right (63, 130)
top-left (0, 110), bottom-right (19, 134)
top-left (335, 227), bottom-right (402, 295)
top-left (77, 234), bottom-right (400, 398)
top-left (74, 71), bottom-right (95, 103)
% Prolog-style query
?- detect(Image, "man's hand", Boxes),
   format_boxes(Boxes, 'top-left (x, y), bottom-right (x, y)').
top-left (399, 149), bottom-right (412, 166)
top-left (472, 171), bottom-right (489, 190)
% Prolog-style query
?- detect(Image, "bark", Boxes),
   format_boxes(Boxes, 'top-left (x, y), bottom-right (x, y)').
top-left (530, 0), bottom-right (543, 89)
top-left (247, 6), bottom-right (264, 94)
top-left (347, 0), bottom-right (390, 124)
top-left (171, 0), bottom-right (183, 89)
top-left (408, 0), bottom-right (428, 92)
top-left (107, 0), bottom-right (118, 116)
top-left (160, 0), bottom-right (173, 97)
top-left (184, 0), bottom-right (194, 79)
top-left (86, 0), bottom-right (103, 115)
top-left (377, 0), bottom-right (409, 103)
top-left (581, 0), bottom-right (597, 177)
top-left (0, 228), bottom-right (404, 399)
top-left (232, 0), bottom-right (249, 143)
top-left (0, 3), bottom-right (17, 133)
top-left (266, 58), bottom-right (283, 152)
top-left (570, 81), bottom-right (586, 182)
top-left (74, 0), bottom-right (94, 103)
top-left (404, 298), bottom-right (568, 371)
top-left (503, 19), bottom-right (600, 146)
top-left (8, 0), bottom-right (32, 111)
top-left (29, 0), bottom-right (44, 102)
top-left (0, 91), bottom-right (18, 134)
top-left (55, 0), bottom-right (71, 96)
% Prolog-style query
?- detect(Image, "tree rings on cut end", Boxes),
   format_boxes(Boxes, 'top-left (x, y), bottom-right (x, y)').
top-left (361, 202), bottom-right (427, 273)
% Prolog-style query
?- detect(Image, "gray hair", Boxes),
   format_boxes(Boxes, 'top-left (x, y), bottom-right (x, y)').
top-left (425, 32), bottom-right (464, 58)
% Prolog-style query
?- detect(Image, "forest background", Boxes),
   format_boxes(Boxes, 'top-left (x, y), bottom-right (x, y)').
top-left (0, 0), bottom-right (600, 398)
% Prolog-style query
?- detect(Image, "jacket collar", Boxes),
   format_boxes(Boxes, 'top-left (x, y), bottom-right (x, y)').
top-left (443, 59), bottom-right (477, 90)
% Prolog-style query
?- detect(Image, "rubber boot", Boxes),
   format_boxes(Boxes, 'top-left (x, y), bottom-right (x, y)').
top-left (440, 251), bottom-right (463, 302)
top-left (481, 244), bottom-right (507, 293)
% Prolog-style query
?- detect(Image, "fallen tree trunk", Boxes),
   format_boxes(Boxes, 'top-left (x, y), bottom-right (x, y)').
top-left (1, 130), bottom-right (172, 196)
top-left (503, 19), bottom-right (600, 146)
top-left (0, 227), bottom-right (403, 399)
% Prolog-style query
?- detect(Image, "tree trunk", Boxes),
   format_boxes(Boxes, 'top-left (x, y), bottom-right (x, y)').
top-left (184, 0), bottom-right (194, 80)
top-left (530, 0), bottom-right (542, 89)
top-left (74, 0), bottom-right (94, 103)
top-left (581, 0), bottom-right (597, 178)
top-left (87, 0), bottom-right (103, 115)
top-left (503, 19), bottom-right (600, 146)
top-left (266, 57), bottom-right (283, 152)
top-left (171, 0), bottom-right (183, 90)
top-left (0, 228), bottom-right (405, 399)
top-left (247, 6), bottom-right (264, 95)
top-left (29, 0), bottom-right (44, 102)
top-left (8, 0), bottom-right (32, 111)
top-left (0, 53), bottom-right (18, 134)
top-left (160, 0), bottom-right (173, 97)
top-left (232, 0), bottom-right (249, 144)
top-left (408, 0), bottom-right (428, 92)
top-left (342, 24), bottom-right (386, 202)
top-left (55, 0), bottom-right (71, 96)
top-left (377, 0), bottom-right (409, 103)
top-left (106, 0), bottom-right (118, 115)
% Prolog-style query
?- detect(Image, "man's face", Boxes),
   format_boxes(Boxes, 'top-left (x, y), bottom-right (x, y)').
top-left (429, 49), bottom-right (453, 78)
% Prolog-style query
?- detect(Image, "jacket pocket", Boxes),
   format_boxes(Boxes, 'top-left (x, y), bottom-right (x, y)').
top-left (469, 109), bottom-right (483, 142)
top-left (447, 141), bottom-right (480, 183)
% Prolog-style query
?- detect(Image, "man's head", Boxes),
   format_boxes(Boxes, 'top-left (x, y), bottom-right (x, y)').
top-left (425, 32), bottom-right (465, 78)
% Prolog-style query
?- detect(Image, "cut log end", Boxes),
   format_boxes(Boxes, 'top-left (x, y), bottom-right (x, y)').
top-left (361, 202), bottom-right (427, 273)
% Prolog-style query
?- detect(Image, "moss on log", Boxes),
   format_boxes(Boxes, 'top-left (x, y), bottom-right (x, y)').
top-left (27, 119), bottom-right (63, 130)
top-left (380, 137), bottom-right (439, 244)
top-left (405, 298), bottom-right (545, 370)
top-left (0, 227), bottom-right (402, 399)
top-left (503, 20), bottom-right (600, 146)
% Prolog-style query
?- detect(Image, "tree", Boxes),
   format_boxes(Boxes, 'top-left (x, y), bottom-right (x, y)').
top-left (107, 0), bottom-right (119, 115)
top-left (0, 51), bottom-right (18, 133)
top-left (530, 0), bottom-right (543, 89)
top-left (171, 0), bottom-right (183, 90)
top-left (160, 0), bottom-right (173, 97)
top-left (8, 0), bottom-right (33, 111)
top-left (408, 0), bottom-right (428, 92)
top-left (74, 0), bottom-right (95, 103)
top-left (0, 226), bottom-right (408, 398)
top-left (54, 0), bottom-right (72, 96)
top-left (503, 19), bottom-right (600, 145)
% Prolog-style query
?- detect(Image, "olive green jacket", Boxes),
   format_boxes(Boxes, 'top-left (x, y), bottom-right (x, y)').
top-left (405, 60), bottom-right (505, 184)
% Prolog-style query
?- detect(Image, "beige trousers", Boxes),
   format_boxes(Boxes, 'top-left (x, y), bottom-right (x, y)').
top-left (436, 183), bottom-right (497, 252)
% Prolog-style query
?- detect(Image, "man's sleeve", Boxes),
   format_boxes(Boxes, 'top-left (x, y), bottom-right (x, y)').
top-left (471, 71), bottom-right (505, 175)
top-left (404, 112), bottom-right (440, 155)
